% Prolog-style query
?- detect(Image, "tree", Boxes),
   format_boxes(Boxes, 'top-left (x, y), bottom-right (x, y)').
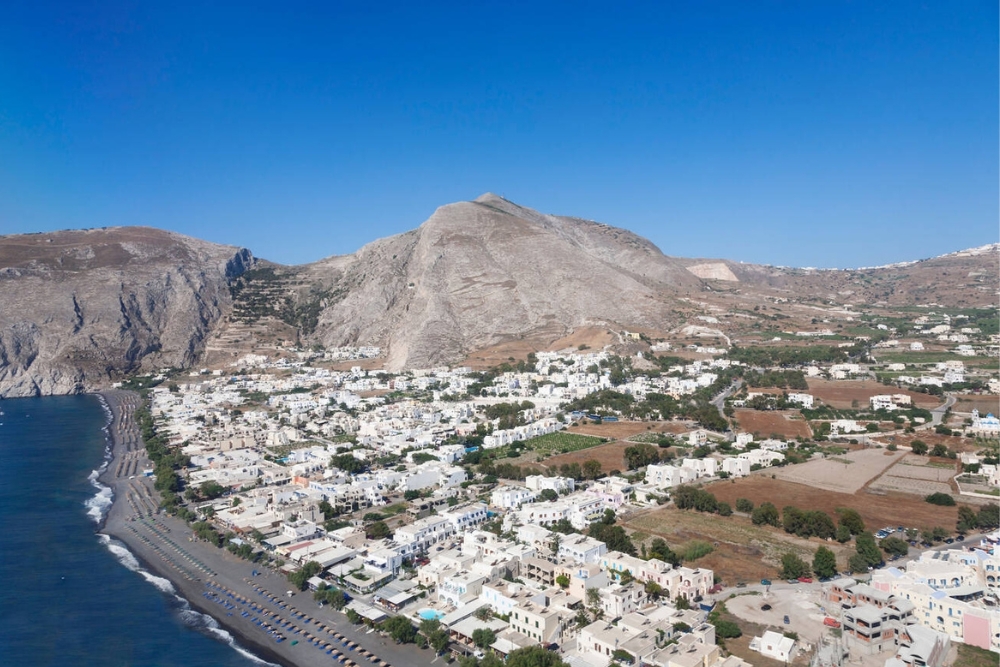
top-left (505, 646), bottom-right (570, 667)
top-left (556, 573), bottom-right (570, 589)
top-left (382, 615), bottom-right (417, 644)
top-left (713, 620), bottom-right (742, 639)
top-left (925, 492), bottom-right (956, 506)
top-left (930, 443), bottom-right (949, 458)
top-left (288, 561), bottom-right (323, 591)
top-left (539, 488), bottom-right (559, 502)
top-left (717, 502), bottom-right (733, 517)
top-left (956, 506), bottom-right (978, 533)
top-left (978, 503), bottom-right (1000, 530)
top-left (735, 498), bottom-right (754, 513)
top-left (836, 524), bottom-right (852, 543)
top-left (880, 537), bottom-right (909, 558)
top-left (837, 508), bottom-right (865, 535)
top-left (624, 443), bottom-right (660, 470)
top-left (751, 502), bottom-right (780, 527)
top-left (199, 480), bottom-right (227, 500)
top-left (855, 532), bottom-right (882, 567)
top-left (588, 523), bottom-right (636, 556)
top-left (367, 521), bottom-right (391, 539)
top-left (647, 538), bottom-right (681, 566)
top-left (644, 581), bottom-right (664, 600)
top-left (472, 628), bottom-right (497, 650)
top-left (582, 459), bottom-right (603, 480)
top-left (611, 649), bottom-right (635, 664)
top-left (910, 440), bottom-right (928, 455)
top-left (428, 628), bottom-right (450, 654)
top-left (674, 595), bottom-right (690, 610)
top-left (813, 546), bottom-right (837, 579)
top-left (780, 553), bottom-right (809, 579)
top-left (848, 553), bottom-right (870, 574)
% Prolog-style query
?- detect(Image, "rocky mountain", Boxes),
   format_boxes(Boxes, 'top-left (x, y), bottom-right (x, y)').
top-left (0, 227), bottom-right (252, 396)
top-left (293, 193), bottom-right (703, 369)
top-left (0, 195), bottom-right (995, 396)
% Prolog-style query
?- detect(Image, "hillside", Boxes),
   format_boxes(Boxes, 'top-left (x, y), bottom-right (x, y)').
top-left (0, 196), bottom-right (996, 395)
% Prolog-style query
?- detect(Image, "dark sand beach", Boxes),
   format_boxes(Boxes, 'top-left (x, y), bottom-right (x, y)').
top-left (96, 391), bottom-right (435, 667)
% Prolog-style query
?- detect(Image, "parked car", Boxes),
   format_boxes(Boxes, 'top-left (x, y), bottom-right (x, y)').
top-left (797, 576), bottom-right (813, 583)
top-left (761, 604), bottom-right (772, 611)
top-left (783, 615), bottom-right (790, 624)
top-left (760, 579), bottom-right (772, 586)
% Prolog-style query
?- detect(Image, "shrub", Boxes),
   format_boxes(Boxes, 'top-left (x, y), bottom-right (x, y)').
top-left (925, 492), bottom-right (956, 506)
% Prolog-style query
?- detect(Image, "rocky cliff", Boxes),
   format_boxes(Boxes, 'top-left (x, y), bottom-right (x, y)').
top-left (0, 227), bottom-right (252, 396)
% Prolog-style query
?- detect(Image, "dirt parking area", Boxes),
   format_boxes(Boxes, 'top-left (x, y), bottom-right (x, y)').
top-left (727, 586), bottom-right (829, 645)
top-left (735, 410), bottom-right (813, 439)
top-left (807, 379), bottom-right (943, 410)
top-left (771, 448), bottom-right (905, 493)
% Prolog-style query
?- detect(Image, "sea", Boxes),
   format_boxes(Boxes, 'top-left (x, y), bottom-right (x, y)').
top-left (0, 395), bottom-right (269, 667)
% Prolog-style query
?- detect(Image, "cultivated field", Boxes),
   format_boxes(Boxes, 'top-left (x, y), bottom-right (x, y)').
top-left (540, 441), bottom-right (631, 473)
top-left (734, 410), bottom-right (813, 439)
top-left (806, 379), bottom-right (943, 409)
top-left (705, 476), bottom-right (961, 533)
top-left (771, 448), bottom-right (905, 493)
top-left (867, 454), bottom-right (957, 496)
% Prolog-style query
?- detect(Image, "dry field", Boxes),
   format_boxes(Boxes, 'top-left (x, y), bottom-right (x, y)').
top-left (771, 448), bottom-right (905, 493)
top-left (705, 476), bottom-right (960, 532)
top-left (734, 410), bottom-right (813, 439)
top-left (867, 454), bottom-right (958, 496)
top-left (540, 441), bottom-right (630, 473)
top-left (806, 379), bottom-right (943, 409)
top-left (890, 433), bottom-right (980, 454)
top-left (954, 395), bottom-right (1000, 415)
top-left (624, 508), bottom-right (856, 584)
top-left (568, 421), bottom-right (690, 439)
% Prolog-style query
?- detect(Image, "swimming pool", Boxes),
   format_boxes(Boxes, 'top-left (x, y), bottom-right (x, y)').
top-left (417, 608), bottom-right (444, 621)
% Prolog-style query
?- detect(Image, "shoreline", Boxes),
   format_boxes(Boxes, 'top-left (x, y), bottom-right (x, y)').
top-left (94, 390), bottom-right (290, 667)
top-left (93, 390), bottom-right (435, 667)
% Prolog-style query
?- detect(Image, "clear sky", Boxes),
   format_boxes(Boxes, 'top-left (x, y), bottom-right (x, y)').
top-left (1, 2), bottom-right (996, 268)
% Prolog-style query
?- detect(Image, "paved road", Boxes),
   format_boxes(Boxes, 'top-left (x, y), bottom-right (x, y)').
top-left (710, 379), bottom-right (742, 420)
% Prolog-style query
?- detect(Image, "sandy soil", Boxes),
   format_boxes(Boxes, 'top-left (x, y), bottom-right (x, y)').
top-left (806, 379), bottom-right (944, 410)
top-left (735, 410), bottom-right (813, 439)
top-left (771, 448), bottom-right (905, 493)
top-left (705, 476), bottom-right (960, 533)
top-left (539, 441), bottom-right (632, 473)
top-left (568, 420), bottom-right (690, 439)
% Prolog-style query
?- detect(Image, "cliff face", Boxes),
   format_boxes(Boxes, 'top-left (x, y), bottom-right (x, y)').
top-left (297, 194), bottom-right (703, 369)
top-left (0, 227), bottom-right (252, 397)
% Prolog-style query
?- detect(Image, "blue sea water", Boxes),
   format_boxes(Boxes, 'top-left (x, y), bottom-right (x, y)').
top-left (0, 395), bottom-right (265, 667)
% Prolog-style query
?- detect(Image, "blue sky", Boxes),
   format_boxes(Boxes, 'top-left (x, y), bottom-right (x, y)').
top-left (1, 2), bottom-right (996, 267)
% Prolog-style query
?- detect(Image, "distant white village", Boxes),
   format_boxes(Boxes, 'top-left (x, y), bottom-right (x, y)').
top-left (124, 310), bottom-right (999, 667)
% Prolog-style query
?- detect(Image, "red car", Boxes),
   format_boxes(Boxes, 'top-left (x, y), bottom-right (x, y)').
top-left (797, 576), bottom-right (813, 583)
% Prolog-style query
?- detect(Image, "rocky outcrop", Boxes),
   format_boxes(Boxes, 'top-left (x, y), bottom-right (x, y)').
top-left (0, 227), bottom-right (252, 397)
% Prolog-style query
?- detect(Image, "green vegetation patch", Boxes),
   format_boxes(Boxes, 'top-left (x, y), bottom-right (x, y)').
top-left (524, 431), bottom-right (605, 456)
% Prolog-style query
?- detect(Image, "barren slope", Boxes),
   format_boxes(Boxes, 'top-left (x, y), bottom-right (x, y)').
top-left (298, 193), bottom-right (702, 369)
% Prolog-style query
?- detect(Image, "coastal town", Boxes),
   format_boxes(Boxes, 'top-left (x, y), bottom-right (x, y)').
top-left (97, 309), bottom-right (1000, 667)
